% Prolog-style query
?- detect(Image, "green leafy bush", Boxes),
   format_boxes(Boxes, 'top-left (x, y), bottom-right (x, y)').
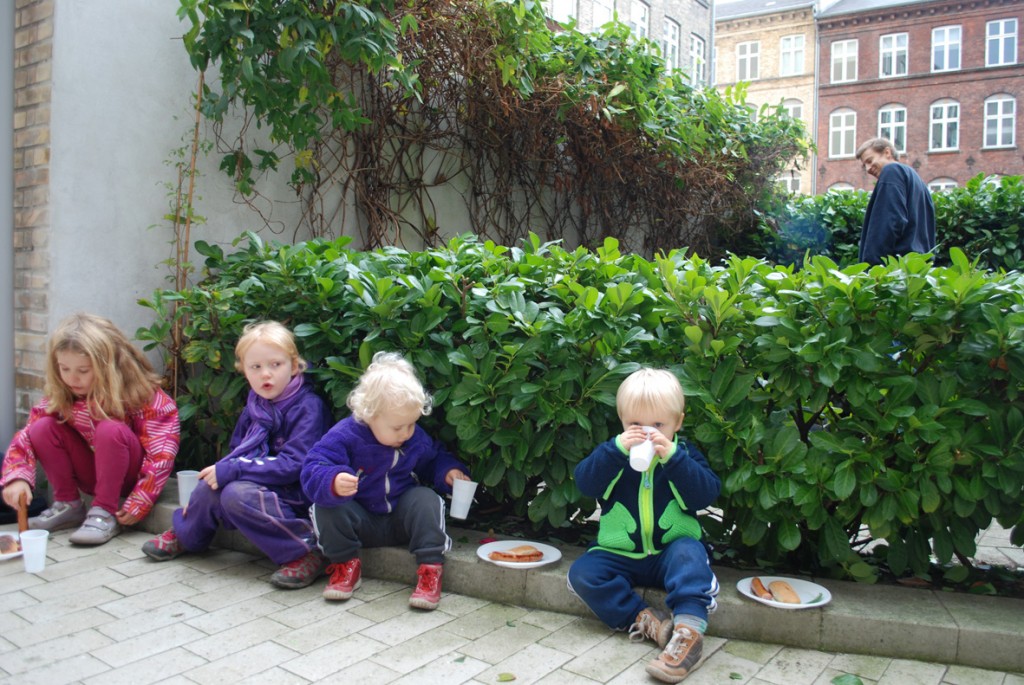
top-left (753, 175), bottom-right (1024, 271)
top-left (139, 234), bottom-right (1024, 581)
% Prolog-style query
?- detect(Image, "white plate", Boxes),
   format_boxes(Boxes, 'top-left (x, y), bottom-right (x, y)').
top-left (736, 576), bottom-right (831, 610)
top-left (476, 540), bottom-right (562, 569)
top-left (0, 533), bottom-right (22, 560)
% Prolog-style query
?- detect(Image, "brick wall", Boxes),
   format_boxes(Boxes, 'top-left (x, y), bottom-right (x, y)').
top-left (816, 0), bottom-right (1024, 191)
top-left (12, 0), bottom-right (52, 425)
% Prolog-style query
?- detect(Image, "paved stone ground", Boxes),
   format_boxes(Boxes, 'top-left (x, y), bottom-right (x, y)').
top-left (1, 527), bottom-right (1021, 685)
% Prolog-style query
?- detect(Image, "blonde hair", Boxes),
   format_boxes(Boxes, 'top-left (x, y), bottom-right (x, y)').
top-left (45, 312), bottom-right (163, 420)
top-left (616, 367), bottom-right (685, 423)
top-left (233, 321), bottom-right (307, 374)
top-left (347, 351), bottom-right (433, 423)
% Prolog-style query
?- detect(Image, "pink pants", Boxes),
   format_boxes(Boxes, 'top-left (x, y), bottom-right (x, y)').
top-left (27, 415), bottom-right (143, 514)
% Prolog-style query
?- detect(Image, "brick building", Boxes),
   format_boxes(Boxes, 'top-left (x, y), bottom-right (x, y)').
top-left (817, 0), bottom-right (1024, 192)
top-left (714, 0), bottom-right (817, 194)
top-left (548, 0), bottom-right (713, 84)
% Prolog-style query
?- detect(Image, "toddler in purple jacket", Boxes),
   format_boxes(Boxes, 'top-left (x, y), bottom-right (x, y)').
top-left (301, 351), bottom-right (471, 610)
top-left (142, 321), bottom-right (333, 589)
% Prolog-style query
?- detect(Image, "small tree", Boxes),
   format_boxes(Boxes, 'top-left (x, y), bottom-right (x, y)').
top-left (177, 0), bottom-right (808, 257)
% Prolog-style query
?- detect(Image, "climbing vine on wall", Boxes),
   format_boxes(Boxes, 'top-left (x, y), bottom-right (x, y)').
top-left (177, 0), bottom-right (808, 256)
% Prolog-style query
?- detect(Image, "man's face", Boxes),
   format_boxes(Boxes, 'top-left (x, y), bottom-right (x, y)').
top-left (860, 147), bottom-right (895, 179)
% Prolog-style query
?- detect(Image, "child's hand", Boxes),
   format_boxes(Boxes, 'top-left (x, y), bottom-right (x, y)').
top-left (445, 469), bottom-right (470, 487)
top-left (115, 509), bottom-right (141, 526)
top-left (333, 472), bottom-right (360, 497)
top-left (1, 479), bottom-right (31, 511)
top-left (619, 425), bottom-right (651, 450)
top-left (199, 465), bottom-right (219, 490)
top-left (647, 429), bottom-right (674, 458)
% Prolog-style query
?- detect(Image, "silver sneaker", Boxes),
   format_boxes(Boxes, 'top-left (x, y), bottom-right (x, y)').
top-left (28, 500), bottom-right (86, 532)
top-left (68, 506), bottom-right (121, 545)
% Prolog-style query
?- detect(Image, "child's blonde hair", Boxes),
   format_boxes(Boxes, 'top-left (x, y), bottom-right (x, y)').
top-left (233, 321), bottom-right (308, 374)
top-left (616, 367), bottom-right (686, 423)
top-left (45, 312), bottom-right (163, 420)
top-left (347, 351), bottom-right (433, 423)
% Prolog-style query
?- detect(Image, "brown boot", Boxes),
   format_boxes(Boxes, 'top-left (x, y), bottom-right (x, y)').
top-left (628, 607), bottom-right (673, 648)
top-left (645, 624), bottom-right (703, 683)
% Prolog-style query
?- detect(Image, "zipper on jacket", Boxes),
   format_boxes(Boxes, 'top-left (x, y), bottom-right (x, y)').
top-left (384, 448), bottom-right (401, 513)
top-left (639, 468), bottom-right (655, 555)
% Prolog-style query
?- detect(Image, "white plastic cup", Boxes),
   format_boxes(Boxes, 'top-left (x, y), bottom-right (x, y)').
top-left (177, 470), bottom-right (201, 508)
top-left (449, 479), bottom-right (479, 520)
top-left (20, 529), bottom-right (49, 573)
top-left (629, 426), bottom-right (657, 472)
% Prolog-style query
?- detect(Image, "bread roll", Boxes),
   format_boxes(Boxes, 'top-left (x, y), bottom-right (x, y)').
top-left (0, 535), bottom-right (19, 554)
top-left (768, 580), bottom-right (801, 604)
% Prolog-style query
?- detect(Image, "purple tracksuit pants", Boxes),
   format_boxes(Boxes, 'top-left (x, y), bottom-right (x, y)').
top-left (172, 480), bottom-right (315, 565)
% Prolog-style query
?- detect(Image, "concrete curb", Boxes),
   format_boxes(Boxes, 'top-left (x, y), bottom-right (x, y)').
top-left (140, 482), bottom-right (1024, 673)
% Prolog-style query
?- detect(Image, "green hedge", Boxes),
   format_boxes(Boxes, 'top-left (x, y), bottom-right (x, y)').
top-left (139, 233), bottom-right (1024, 581)
top-left (754, 174), bottom-right (1024, 272)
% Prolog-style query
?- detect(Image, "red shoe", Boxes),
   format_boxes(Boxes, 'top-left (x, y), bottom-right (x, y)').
top-left (409, 563), bottom-right (443, 610)
top-left (323, 558), bottom-right (361, 600)
top-left (142, 529), bottom-right (184, 561)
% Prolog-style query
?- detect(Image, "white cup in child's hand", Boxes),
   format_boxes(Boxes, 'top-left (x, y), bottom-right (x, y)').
top-left (629, 427), bottom-right (656, 472)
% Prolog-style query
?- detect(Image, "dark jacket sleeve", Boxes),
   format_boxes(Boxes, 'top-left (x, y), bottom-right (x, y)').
top-left (660, 440), bottom-right (721, 512)
top-left (859, 171), bottom-right (909, 265)
top-left (300, 419), bottom-right (359, 506)
top-left (411, 429), bottom-right (469, 494)
top-left (573, 439), bottom-right (628, 499)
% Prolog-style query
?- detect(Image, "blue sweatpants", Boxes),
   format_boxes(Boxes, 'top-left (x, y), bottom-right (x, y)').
top-left (567, 537), bottom-right (719, 631)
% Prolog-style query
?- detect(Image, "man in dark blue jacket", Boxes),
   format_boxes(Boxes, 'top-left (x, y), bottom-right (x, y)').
top-left (855, 138), bottom-right (936, 265)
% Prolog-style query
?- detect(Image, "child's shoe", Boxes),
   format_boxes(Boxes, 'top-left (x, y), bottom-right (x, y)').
top-left (408, 563), bottom-right (443, 610)
top-left (142, 529), bottom-right (184, 561)
top-left (323, 558), bottom-right (362, 600)
top-left (645, 624), bottom-right (704, 683)
top-left (28, 500), bottom-right (86, 532)
top-left (628, 607), bottom-right (673, 648)
top-left (68, 506), bottom-right (121, 545)
top-left (270, 549), bottom-right (328, 589)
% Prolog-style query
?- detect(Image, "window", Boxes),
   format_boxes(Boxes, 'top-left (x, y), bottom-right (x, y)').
top-left (928, 178), bottom-right (958, 192)
top-left (629, 1), bottom-right (649, 40)
top-left (880, 33), bottom-right (908, 77)
top-left (878, 105), bottom-right (907, 154)
top-left (780, 35), bottom-right (805, 76)
top-left (987, 19), bottom-right (1017, 66)
top-left (829, 183), bottom-right (855, 192)
top-left (984, 95), bottom-right (1016, 148)
top-left (831, 40), bottom-right (858, 83)
top-left (690, 34), bottom-right (706, 85)
top-left (782, 98), bottom-right (803, 121)
top-left (662, 19), bottom-right (680, 72)
top-left (777, 173), bottom-right (801, 193)
top-left (592, 0), bottom-right (613, 27)
top-left (932, 26), bottom-right (961, 72)
top-left (830, 109), bottom-right (857, 157)
top-left (550, 0), bottom-right (575, 24)
top-left (737, 41), bottom-right (760, 81)
top-left (930, 99), bottom-right (960, 151)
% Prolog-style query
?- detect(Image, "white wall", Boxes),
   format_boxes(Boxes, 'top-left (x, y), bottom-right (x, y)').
top-left (48, 0), bottom-right (304, 343)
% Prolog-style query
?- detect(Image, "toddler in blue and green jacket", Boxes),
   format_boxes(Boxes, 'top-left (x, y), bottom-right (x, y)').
top-left (568, 367), bottom-right (720, 684)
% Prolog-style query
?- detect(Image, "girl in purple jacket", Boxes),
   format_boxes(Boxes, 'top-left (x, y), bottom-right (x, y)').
top-left (301, 351), bottom-right (471, 611)
top-left (142, 321), bottom-right (333, 589)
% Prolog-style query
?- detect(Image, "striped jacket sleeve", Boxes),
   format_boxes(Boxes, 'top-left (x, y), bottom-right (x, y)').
top-left (0, 401), bottom-right (50, 488)
top-left (122, 388), bottom-right (181, 519)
